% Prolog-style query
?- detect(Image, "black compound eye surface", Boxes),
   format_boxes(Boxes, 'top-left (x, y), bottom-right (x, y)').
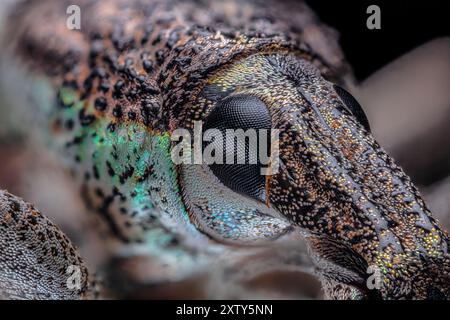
top-left (334, 85), bottom-right (371, 132)
top-left (202, 94), bottom-right (272, 201)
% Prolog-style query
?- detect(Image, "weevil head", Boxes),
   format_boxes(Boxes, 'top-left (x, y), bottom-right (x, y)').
top-left (6, 0), bottom-right (448, 297)
top-left (173, 52), bottom-right (450, 299)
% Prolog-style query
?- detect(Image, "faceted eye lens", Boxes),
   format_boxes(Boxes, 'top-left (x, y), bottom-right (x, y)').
top-left (334, 85), bottom-right (371, 132)
top-left (203, 95), bottom-right (271, 131)
top-left (202, 94), bottom-right (272, 201)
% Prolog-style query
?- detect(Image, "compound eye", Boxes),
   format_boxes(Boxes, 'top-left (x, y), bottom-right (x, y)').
top-left (334, 85), bottom-right (371, 132)
top-left (202, 94), bottom-right (272, 201)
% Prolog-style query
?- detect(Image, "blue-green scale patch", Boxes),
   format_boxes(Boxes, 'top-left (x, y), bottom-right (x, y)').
top-left (52, 86), bottom-right (203, 250)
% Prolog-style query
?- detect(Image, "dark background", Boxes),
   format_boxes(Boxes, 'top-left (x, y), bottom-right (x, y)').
top-left (306, 0), bottom-right (450, 80)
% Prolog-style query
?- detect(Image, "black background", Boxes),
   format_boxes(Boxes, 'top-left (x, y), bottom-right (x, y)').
top-left (306, 0), bottom-right (450, 80)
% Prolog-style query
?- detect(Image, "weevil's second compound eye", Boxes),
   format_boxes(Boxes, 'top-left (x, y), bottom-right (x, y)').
top-left (202, 94), bottom-right (272, 201)
top-left (334, 85), bottom-right (371, 132)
